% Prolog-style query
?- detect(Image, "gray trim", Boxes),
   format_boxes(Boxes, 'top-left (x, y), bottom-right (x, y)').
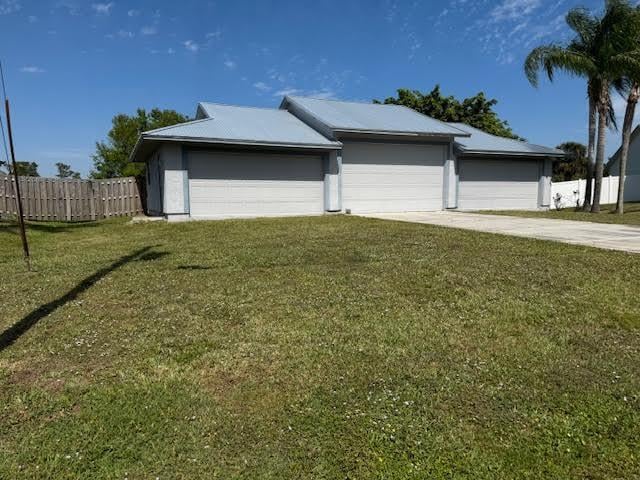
top-left (443, 142), bottom-right (458, 209)
top-left (337, 150), bottom-right (343, 212)
top-left (442, 145), bottom-right (448, 210)
top-left (332, 135), bottom-right (452, 146)
top-left (181, 146), bottom-right (190, 215)
top-left (144, 135), bottom-right (342, 151)
top-left (333, 128), bottom-right (465, 138)
top-left (456, 149), bottom-right (565, 158)
top-left (537, 159), bottom-right (544, 207)
top-left (322, 153), bottom-right (330, 212)
top-left (455, 155), bottom-right (460, 209)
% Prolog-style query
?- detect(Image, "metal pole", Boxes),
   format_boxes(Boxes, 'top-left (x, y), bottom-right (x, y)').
top-left (5, 98), bottom-right (30, 269)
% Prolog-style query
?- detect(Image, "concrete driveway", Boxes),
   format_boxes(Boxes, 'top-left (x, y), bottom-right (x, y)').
top-left (362, 211), bottom-right (640, 254)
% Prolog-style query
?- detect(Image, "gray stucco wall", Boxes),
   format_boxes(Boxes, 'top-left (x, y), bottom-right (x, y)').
top-left (145, 151), bottom-right (163, 215)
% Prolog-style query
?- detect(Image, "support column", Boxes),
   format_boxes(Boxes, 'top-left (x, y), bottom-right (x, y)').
top-left (324, 150), bottom-right (342, 212)
top-left (162, 144), bottom-right (190, 222)
top-left (538, 157), bottom-right (552, 209)
top-left (443, 144), bottom-right (458, 209)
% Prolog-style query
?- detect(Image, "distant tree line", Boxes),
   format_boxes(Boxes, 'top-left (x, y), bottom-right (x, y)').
top-left (0, 160), bottom-right (80, 178)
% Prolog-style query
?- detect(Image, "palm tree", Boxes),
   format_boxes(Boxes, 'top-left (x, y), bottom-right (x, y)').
top-left (612, 5), bottom-right (640, 214)
top-left (525, 2), bottom-right (633, 213)
top-left (615, 82), bottom-right (640, 214)
top-left (525, 8), bottom-right (601, 211)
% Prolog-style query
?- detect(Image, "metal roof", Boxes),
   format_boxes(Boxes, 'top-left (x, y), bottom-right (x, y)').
top-left (448, 123), bottom-right (565, 157)
top-left (282, 96), bottom-right (470, 137)
top-left (142, 103), bottom-right (341, 149)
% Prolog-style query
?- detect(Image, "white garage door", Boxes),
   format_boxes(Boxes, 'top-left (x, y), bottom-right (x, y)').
top-left (458, 158), bottom-right (540, 210)
top-left (342, 142), bottom-right (445, 213)
top-left (188, 151), bottom-right (324, 219)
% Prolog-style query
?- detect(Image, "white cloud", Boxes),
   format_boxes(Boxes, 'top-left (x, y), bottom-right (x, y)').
top-left (253, 81), bottom-right (271, 92)
top-left (272, 87), bottom-right (336, 99)
top-left (0, 0), bottom-right (20, 15)
top-left (490, 0), bottom-right (541, 22)
top-left (183, 40), bottom-right (199, 52)
top-left (273, 87), bottom-right (301, 97)
top-left (224, 60), bottom-right (237, 70)
top-left (118, 30), bottom-right (134, 38)
top-left (20, 66), bottom-right (45, 73)
top-left (151, 47), bottom-right (176, 55)
top-left (127, 9), bottom-right (139, 16)
top-left (306, 89), bottom-right (337, 100)
top-left (205, 29), bottom-right (221, 39)
top-left (140, 26), bottom-right (157, 35)
top-left (92, 2), bottom-right (114, 15)
top-left (27, 14), bottom-right (37, 22)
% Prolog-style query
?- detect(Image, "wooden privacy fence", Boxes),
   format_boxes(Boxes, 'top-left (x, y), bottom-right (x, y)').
top-left (0, 175), bottom-right (143, 222)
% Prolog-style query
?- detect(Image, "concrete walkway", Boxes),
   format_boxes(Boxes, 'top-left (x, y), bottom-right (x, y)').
top-left (362, 211), bottom-right (640, 254)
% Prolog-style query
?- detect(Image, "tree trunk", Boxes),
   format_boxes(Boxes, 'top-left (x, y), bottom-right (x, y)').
top-left (583, 94), bottom-right (596, 211)
top-left (615, 83), bottom-right (639, 215)
top-left (591, 84), bottom-right (609, 214)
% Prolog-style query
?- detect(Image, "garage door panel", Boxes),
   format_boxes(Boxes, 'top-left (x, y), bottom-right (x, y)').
top-left (342, 142), bottom-right (445, 213)
top-left (459, 159), bottom-right (539, 210)
top-left (188, 151), bottom-right (323, 219)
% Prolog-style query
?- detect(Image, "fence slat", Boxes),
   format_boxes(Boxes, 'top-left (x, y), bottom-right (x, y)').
top-left (0, 174), bottom-right (142, 222)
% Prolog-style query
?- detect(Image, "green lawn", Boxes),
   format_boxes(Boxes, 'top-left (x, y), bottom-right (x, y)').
top-left (1, 216), bottom-right (639, 479)
top-left (481, 202), bottom-right (640, 225)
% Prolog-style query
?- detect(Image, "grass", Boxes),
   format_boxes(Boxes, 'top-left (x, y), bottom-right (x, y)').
top-left (0, 215), bottom-right (639, 479)
top-left (481, 202), bottom-right (640, 225)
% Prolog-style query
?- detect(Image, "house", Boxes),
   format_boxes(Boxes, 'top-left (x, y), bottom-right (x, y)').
top-left (130, 96), bottom-right (564, 221)
top-left (606, 125), bottom-right (640, 201)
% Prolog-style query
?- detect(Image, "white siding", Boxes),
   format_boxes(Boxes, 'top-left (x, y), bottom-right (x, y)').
top-left (188, 151), bottom-right (324, 219)
top-left (458, 158), bottom-right (540, 210)
top-left (341, 142), bottom-right (445, 213)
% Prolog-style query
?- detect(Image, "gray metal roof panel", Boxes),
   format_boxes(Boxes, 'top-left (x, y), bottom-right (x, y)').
top-left (448, 122), bottom-right (564, 157)
top-left (144, 103), bottom-right (341, 148)
top-left (283, 96), bottom-right (469, 136)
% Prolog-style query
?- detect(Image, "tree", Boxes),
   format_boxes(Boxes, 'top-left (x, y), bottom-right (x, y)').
top-left (525, 1), bottom-right (640, 213)
top-left (91, 108), bottom-right (190, 179)
top-left (554, 142), bottom-right (588, 182)
top-left (55, 162), bottom-right (81, 179)
top-left (616, 83), bottom-right (640, 214)
top-left (374, 86), bottom-right (523, 140)
top-left (612, 4), bottom-right (640, 214)
top-left (14, 161), bottom-right (39, 177)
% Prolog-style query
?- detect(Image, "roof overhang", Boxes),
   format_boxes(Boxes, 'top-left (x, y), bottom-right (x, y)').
top-left (455, 148), bottom-right (565, 159)
top-left (129, 134), bottom-right (342, 163)
top-left (334, 128), bottom-right (470, 138)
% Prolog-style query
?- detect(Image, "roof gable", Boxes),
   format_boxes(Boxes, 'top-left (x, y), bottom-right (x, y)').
top-left (143, 103), bottom-right (341, 149)
top-left (282, 96), bottom-right (469, 137)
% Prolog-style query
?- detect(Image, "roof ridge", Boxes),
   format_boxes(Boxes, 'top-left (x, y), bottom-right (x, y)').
top-left (199, 101), bottom-right (286, 112)
top-left (288, 95), bottom-right (414, 108)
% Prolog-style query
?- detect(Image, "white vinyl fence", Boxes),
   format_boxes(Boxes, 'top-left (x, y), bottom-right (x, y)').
top-left (551, 175), bottom-right (640, 210)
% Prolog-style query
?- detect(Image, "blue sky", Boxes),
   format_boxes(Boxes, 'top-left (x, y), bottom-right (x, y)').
top-left (0, 0), bottom-right (630, 177)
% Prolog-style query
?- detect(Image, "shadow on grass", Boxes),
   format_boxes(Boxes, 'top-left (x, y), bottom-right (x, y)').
top-left (0, 221), bottom-right (102, 234)
top-left (0, 246), bottom-right (168, 352)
